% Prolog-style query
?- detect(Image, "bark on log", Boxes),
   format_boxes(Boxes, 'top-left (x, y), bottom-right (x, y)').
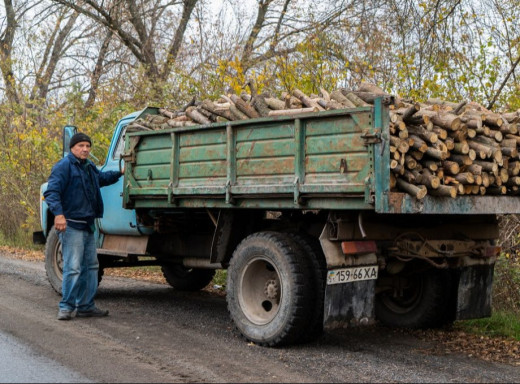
top-left (201, 99), bottom-right (234, 121)
top-left (345, 92), bottom-right (371, 107)
top-left (186, 106), bottom-right (211, 125)
top-left (357, 82), bottom-right (387, 94)
top-left (230, 94), bottom-right (260, 118)
top-left (264, 97), bottom-right (286, 110)
top-left (293, 89), bottom-right (325, 111)
top-left (319, 87), bottom-right (331, 101)
top-left (330, 90), bottom-right (356, 108)
top-left (251, 93), bottom-right (272, 117)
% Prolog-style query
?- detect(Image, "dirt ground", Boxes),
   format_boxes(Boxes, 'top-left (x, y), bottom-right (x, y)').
top-left (1, 247), bottom-right (519, 383)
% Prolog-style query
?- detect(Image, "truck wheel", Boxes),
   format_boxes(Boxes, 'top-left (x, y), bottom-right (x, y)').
top-left (286, 233), bottom-right (326, 341)
top-left (226, 232), bottom-right (313, 347)
top-left (44, 226), bottom-right (104, 295)
top-left (161, 265), bottom-right (215, 291)
top-left (375, 269), bottom-right (451, 329)
top-left (45, 227), bottom-right (64, 294)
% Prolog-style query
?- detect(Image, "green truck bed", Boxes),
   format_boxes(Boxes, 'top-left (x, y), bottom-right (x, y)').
top-left (122, 98), bottom-right (520, 214)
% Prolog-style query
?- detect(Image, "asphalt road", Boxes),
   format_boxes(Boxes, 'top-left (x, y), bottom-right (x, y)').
top-left (0, 253), bottom-right (518, 383)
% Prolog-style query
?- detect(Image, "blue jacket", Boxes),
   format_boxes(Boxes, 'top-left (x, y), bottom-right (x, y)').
top-left (44, 153), bottom-right (122, 221)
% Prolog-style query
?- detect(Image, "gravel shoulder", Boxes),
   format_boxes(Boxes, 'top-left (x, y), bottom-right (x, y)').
top-left (0, 250), bottom-right (519, 383)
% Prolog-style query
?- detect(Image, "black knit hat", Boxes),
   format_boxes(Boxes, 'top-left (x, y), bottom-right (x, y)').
top-left (69, 132), bottom-right (92, 149)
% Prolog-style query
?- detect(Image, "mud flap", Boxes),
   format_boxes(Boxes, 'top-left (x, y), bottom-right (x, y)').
top-left (323, 279), bottom-right (376, 330)
top-left (455, 264), bottom-right (494, 320)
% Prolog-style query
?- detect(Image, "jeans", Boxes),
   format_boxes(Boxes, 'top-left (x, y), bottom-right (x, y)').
top-left (58, 227), bottom-right (99, 312)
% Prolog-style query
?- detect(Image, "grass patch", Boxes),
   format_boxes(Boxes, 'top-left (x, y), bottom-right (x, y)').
top-left (457, 311), bottom-right (520, 341)
top-left (212, 269), bottom-right (227, 288)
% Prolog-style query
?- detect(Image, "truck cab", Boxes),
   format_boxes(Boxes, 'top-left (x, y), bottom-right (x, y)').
top-left (35, 109), bottom-right (153, 292)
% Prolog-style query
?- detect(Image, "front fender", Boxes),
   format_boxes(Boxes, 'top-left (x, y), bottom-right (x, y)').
top-left (39, 182), bottom-right (52, 238)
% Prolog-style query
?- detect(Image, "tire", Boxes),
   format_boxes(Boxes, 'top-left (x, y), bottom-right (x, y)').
top-left (161, 265), bottom-right (215, 291)
top-left (375, 269), bottom-right (452, 329)
top-left (45, 227), bottom-right (64, 294)
top-left (44, 226), bottom-right (104, 295)
top-left (226, 231), bottom-right (314, 347)
top-left (285, 233), bottom-right (326, 341)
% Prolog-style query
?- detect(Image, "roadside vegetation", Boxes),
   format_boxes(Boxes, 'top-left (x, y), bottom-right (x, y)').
top-left (1, 0), bottom-right (520, 351)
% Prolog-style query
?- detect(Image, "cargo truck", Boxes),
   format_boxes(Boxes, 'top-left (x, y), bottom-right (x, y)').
top-left (35, 98), bottom-right (513, 346)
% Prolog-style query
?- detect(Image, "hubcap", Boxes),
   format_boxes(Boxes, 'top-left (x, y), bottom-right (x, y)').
top-left (238, 257), bottom-right (281, 325)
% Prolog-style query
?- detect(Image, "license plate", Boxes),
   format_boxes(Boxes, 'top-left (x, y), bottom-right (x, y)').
top-left (327, 266), bottom-right (378, 285)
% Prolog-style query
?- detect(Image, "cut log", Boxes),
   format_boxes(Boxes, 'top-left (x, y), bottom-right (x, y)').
top-left (396, 178), bottom-right (427, 199)
top-left (423, 160), bottom-right (439, 172)
top-left (357, 82), bottom-right (387, 95)
top-left (390, 172), bottom-right (397, 189)
top-left (410, 150), bottom-right (424, 161)
top-left (330, 90), bottom-right (356, 108)
top-left (454, 172), bottom-right (475, 184)
top-left (501, 146), bottom-right (518, 157)
top-left (185, 106), bottom-right (211, 125)
top-left (251, 93), bottom-right (272, 117)
top-left (409, 135), bottom-right (428, 153)
top-left (415, 110), bottom-right (462, 131)
top-left (401, 103), bottom-right (421, 122)
top-left (319, 87), bottom-right (331, 101)
top-left (428, 185), bottom-right (457, 198)
top-left (449, 154), bottom-right (473, 166)
top-left (464, 164), bottom-right (482, 175)
top-left (268, 107), bottom-right (319, 116)
top-left (292, 89), bottom-right (325, 111)
top-left (487, 186), bottom-right (507, 195)
top-left (404, 155), bottom-right (418, 170)
top-left (452, 141), bottom-right (470, 154)
top-left (317, 99), bottom-right (345, 110)
top-left (418, 169), bottom-right (440, 189)
top-left (229, 94), bottom-right (260, 118)
top-left (424, 146), bottom-right (449, 161)
top-left (468, 140), bottom-right (494, 159)
top-left (473, 160), bottom-right (498, 174)
top-left (442, 160), bottom-right (460, 175)
top-left (201, 99), bottom-right (234, 121)
top-left (344, 92), bottom-right (371, 107)
top-left (432, 126), bottom-right (448, 140)
top-left (407, 125), bottom-right (438, 144)
top-left (265, 97), bottom-right (286, 110)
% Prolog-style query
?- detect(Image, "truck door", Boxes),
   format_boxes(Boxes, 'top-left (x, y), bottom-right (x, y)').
top-left (97, 119), bottom-right (142, 236)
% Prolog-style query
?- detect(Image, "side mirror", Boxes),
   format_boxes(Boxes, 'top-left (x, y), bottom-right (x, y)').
top-left (62, 125), bottom-right (77, 158)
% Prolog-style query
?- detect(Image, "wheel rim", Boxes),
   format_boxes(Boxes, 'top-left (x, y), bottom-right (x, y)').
top-left (380, 276), bottom-right (423, 314)
top-left (238, 256), bottom-right (281, 325)
top-left (53, 238), bottom-right (64, 280)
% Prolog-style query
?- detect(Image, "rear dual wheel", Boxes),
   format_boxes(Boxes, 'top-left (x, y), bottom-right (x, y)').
top-left (226, 231), bottom-right (323, 346)
top-left (375, 269), bottom-right (453, 328)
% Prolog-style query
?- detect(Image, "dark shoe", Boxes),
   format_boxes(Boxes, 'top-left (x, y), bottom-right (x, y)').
top-left (57, 310), bottom-right (73, 320)
top-left (76, 307), bottom-right (109, 318)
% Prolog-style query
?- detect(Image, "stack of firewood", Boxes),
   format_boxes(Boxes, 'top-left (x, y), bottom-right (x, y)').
top-left (127, 82), bottom-right (520, 199)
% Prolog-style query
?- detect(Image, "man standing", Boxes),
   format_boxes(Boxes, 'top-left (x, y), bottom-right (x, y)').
top-left (44, 133), bottom-right (123, 320)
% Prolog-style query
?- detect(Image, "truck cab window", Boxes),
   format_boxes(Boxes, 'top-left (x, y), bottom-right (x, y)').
top-left (112, 125), bottom-right (127, 160)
